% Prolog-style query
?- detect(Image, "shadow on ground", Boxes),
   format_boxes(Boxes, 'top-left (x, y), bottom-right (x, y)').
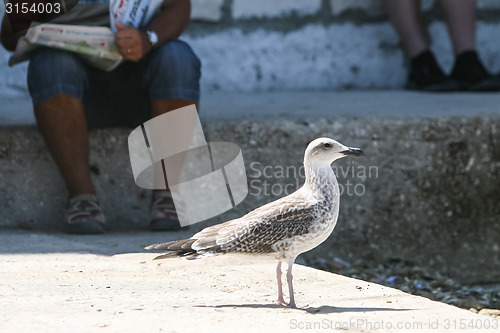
top-left (195, 304), bottom-right (412, 314)
top-left (0, 229), bottom-right (193, 256)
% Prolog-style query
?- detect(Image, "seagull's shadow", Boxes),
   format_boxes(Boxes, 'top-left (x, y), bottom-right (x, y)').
top-left (195, 304), bottom-right (413, 314)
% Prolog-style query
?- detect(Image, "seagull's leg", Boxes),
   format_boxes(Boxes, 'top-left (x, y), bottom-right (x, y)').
top-left (286, 261), bottom-right (297, 308)
top-left (276, 261), bottom-right (288, 306)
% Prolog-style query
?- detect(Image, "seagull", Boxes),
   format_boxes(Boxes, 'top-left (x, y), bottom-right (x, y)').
top-left (145, 137), bottom-right (364, 308)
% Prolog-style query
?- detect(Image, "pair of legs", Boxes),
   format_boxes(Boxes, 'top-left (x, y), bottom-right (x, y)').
top-left (382, 0), bottom-right (476, 58)
top-left (34, 97), bottom-right (193, 198)
top-left (276, 260), bottom-right (296, 308)
top-left (382, 0), bottom-right (499, 91)
top-left (28, 40), bottom-right (201, 230)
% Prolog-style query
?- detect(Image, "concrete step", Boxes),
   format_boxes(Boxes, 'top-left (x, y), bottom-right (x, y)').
top-left (0, 230), bottom-right (496, 333)
top-left (1, 91), bottom-right (500, 285)
top-left (3, 90), bottom-right (500, 124)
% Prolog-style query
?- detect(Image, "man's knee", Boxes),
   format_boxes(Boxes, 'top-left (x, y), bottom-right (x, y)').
top-left (144, 40), bottom-right (201, 102)
top-left (146, 40), bottom-right (201, 85)
top-left (28, 48), bottom-right (88, 105)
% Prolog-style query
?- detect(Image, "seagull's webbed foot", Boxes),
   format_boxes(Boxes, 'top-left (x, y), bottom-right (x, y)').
top-left (277, 298), bottom-right (289, 306)
top-left (279, 300), bottom-right (307, 309)
top-left (284, 300), bottom-right (308, 309)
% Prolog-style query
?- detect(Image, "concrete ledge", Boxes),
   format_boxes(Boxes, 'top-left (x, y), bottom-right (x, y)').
top-left (0, 231), bottom-right (495, 333)
top-left (1, 91), bottom-right (500, 285)
top-left (3, 90), bottom-right (500, 125)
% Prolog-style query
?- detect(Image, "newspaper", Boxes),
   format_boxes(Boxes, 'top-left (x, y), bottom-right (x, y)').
top-left (110, 0), bottom-right (163, 33)
top-left (10, 23), bottom-right (123, 71)
top-left (8, 0), bottom-right (163, 72)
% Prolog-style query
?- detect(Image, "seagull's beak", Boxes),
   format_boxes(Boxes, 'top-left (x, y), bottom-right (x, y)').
top-left (341, 147), bottom-right (364, 156)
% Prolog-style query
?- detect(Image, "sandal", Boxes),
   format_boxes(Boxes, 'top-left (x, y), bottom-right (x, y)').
top-left (149, 191), bottom-right (182, 231)
top-left (65, 194), bottom-right (106, 234)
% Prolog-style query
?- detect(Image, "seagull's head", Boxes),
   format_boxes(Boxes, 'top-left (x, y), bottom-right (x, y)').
top-left (304, 137), bottom-right (364, 167)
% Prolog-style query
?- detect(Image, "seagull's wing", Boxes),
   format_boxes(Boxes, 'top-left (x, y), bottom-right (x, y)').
top-left (192, 195), bottom-right (318, 254)
top-left (145, 194), bottom-right (320, 258)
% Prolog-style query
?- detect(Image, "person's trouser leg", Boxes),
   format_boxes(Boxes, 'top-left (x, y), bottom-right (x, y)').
top-left (34, 95), bottom-right (95, 197)
top-left (143, 40), bottom-right (201, 116)
top-left (28, 48), bottom-right (95, 198)
top-left (140, 40), bottom-right (201, 230)
top-left (28, 48), bottom-right (106, 233)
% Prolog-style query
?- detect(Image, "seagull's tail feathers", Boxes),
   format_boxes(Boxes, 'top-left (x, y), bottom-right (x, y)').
top-left (152, 252), bottom-right (181, 260)
top-left (146, 238), bottom-right (224, 260)
top-left (145, 238), bottom-right (195, 251)
top-left (145, 239), bottom-right (197, 259)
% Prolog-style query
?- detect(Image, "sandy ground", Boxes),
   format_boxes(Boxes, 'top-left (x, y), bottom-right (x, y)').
top-left (0, 231), bottom-right (497, 332)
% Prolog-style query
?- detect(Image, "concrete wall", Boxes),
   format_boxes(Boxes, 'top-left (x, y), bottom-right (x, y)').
top-left (1, 114), bottom-right (499, 285)
top-left (2, 0), bottom-right (500, 103)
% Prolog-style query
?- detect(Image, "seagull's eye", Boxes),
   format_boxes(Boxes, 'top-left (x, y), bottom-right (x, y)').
top-left (323, 143), bottom-right (333, 149)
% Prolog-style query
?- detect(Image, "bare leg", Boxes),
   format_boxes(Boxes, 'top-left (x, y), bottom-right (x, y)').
top-left (286, 261), bottom-right (297, 308)
top-left (276, 262), bottom-right (288, 306)
top-left (148, 98), bottom-right (199, 230)
top-left (151, 98), bottom-right (198, 192)
top-left (34, 94), bottom-right (95, 198)
top-left (35, 96), bottom-right (197, 198)
top-left (437, 0), bottom-right (476, 55)
top-left (381, 0), bottom-right (428, 58)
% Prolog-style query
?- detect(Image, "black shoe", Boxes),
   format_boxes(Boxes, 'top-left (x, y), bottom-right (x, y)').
top-left (149, 191), bottom-right (182, 231)
top-left (406, 50), bottom-right (460, 92)
top-left (451, 50), bottom-right (500, 91)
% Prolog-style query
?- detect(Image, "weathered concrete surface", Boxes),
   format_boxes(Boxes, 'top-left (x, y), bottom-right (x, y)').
top-left (0, 91), bottom-right (500, 283)
top-left (1, 91), bottom-right (500, 286)
top-left (0, 231), bottom-right (496, 333)
top-left (191, 0), bottom-right (225, 22)
top-left (232, 0), bottom-right (322, 19)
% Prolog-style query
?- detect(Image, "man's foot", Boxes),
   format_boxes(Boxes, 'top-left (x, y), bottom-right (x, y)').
top-left (406, 50), bottom-right (460, 92)
top-left (451, 50), bottom-right (500, 92)
top-left (149, 191), bottom-right (182, 231)
top-left (65, 194), bottom-right (106, 234)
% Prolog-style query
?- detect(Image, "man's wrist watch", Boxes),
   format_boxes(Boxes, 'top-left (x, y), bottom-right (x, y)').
top-left (146, 30), bottom-right (159, 48)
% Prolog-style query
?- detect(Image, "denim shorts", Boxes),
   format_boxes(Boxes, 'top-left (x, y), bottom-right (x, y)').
top-left (27, 40), bottom-right (201, 127)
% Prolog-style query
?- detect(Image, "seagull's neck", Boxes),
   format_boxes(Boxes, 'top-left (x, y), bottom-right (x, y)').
top-left (303, 163), bottom-right (339, 201)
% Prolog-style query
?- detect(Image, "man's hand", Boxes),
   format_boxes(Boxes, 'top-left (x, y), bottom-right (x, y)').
top-left (114, 23), bottom-right (152, 62)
